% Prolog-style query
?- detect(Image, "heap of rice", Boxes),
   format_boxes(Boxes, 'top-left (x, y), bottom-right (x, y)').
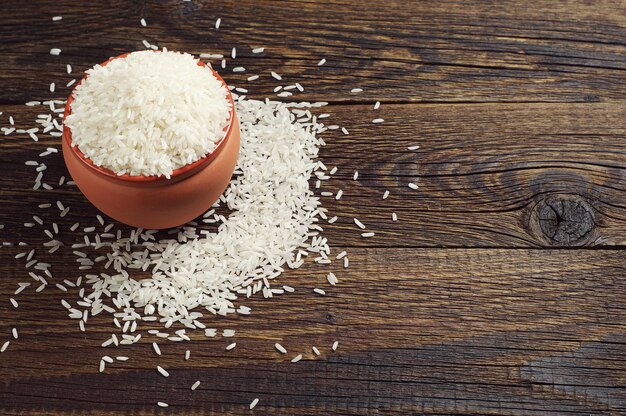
top-left (8, 41), bottom-right (359, 375)
top-left (81, 99), bottom-right (328, 324)
top-left (65, 50), bottom-right (231, 178)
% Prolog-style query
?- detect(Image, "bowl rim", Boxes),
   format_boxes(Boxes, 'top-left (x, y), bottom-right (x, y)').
top-left (62, 51), bottom-right (236, 183)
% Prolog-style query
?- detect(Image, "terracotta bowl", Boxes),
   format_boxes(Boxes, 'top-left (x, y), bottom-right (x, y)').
top-left (62, 52), bottom-right (240, 229)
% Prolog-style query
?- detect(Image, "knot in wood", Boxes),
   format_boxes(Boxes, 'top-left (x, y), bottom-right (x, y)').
top-left (533, 195), bottom-right (595, 246)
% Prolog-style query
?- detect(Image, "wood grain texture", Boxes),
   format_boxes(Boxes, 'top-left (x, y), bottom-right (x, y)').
top-left (4, 0), bottom-right (626, 103)
top-left (2, 249), bottom-right (626, 415)
top-left (2, 102), bottom-right (626, 248)
top-left (1, 0), bottom-right (626, 415)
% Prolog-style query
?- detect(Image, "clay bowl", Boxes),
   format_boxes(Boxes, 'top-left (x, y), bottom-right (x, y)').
top-left (62, 52), bottom-right (240, 229)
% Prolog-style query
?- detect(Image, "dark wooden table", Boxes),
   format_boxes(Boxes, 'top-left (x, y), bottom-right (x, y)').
top-left (2, 1), bottom-right (626, 414)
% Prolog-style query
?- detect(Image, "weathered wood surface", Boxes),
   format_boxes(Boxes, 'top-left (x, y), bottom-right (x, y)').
top-left (2, 249), bottom-right (626, 415)
top-left (2, 102), bottom-right (626, 248)
top-left (5, 0), bottom-right (626, 104)
top-left (2, 0), bottom-right (626, 415)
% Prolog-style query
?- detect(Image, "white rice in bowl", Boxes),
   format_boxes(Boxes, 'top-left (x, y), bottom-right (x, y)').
top-left (65, 49), bottom-right (231, 178)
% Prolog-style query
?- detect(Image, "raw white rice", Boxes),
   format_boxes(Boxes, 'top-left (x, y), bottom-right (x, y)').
top-left (157, 366), bottom-right (169, 377)
top-left (250, 398), bottom-right (259, 409)
top-left (8, 14), bottom-right (394, 395)
top-left (408, 182), bottom-right (419, 190)
top-left (291, 354), bottom-right (302, 363)
top-left (317, 58), bottom-right (326, 66)
top-left (65, 50), bottom-right (231, 178)
top-left (191, 380), bottom-right (201, 390)
top-left (50, 48), bottom-right (61, 55)
top-left (326, 272), bottom-right (338, 285)
top-left (73, 99), bottom-right (327, 325)
top-left (200, 53), bottom-right (223, 59)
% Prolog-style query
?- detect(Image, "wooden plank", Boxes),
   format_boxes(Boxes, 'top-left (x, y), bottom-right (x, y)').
top-left (1, 102), bottom-right (626, 248)
top-left (1, 2), bottom-right (626, 415)
top-left (1, 248), bottom-right (625, 415)
top-left (4, 0), bottom-right (626, 103)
